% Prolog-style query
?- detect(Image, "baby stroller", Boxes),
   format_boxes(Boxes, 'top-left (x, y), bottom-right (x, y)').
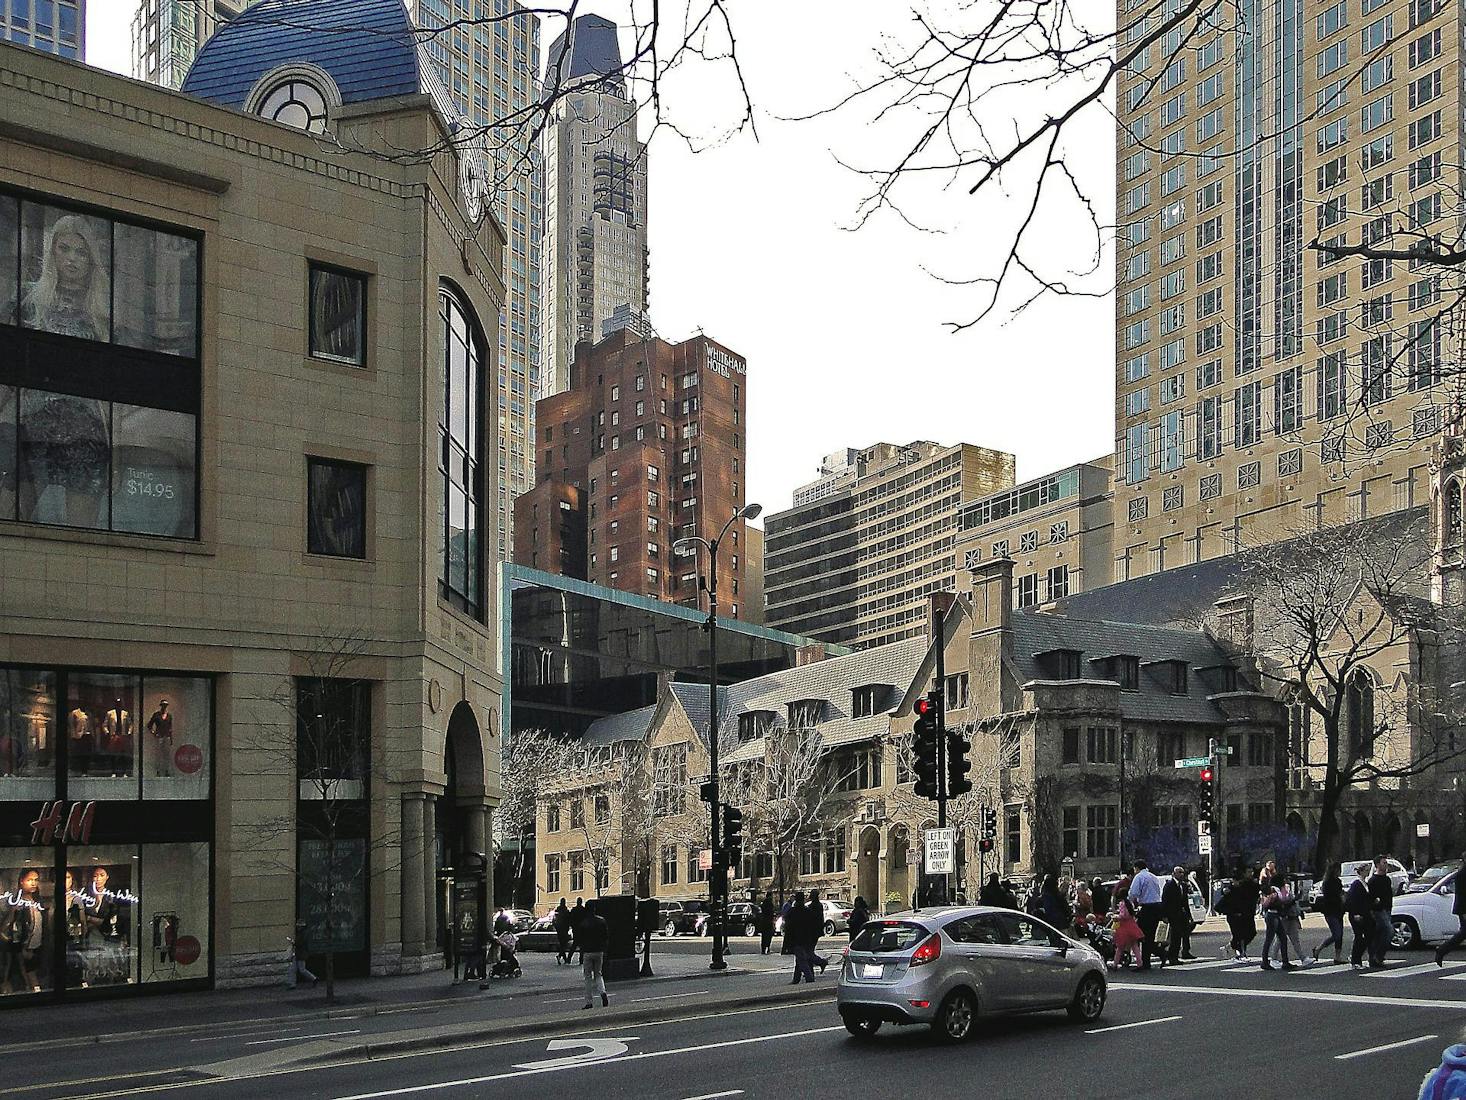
top-left (1079, 912), bottom-right (1115, 957)
top-left (488, 930), bottom-right (521, 979)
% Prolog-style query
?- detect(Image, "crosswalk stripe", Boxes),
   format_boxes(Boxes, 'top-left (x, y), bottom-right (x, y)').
top-left (1365, 960), bottom-right (1466, 979)
top-left (1284, 963), bottom-right (1355, 977)
top-left (1175, 958), bottom-right (1248, 970)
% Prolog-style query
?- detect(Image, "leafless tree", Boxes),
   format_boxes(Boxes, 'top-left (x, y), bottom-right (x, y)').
top-left (1239, 515), bottom-right (1466, 872)
top-left (249, 631), bottom-right (395, 1003)
top-left (496, 727), bottom-right (573, 893)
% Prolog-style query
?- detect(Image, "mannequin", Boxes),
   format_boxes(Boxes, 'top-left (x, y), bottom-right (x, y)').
top-left (101, 699), bottom-right (132, 776)
top-left (68, 706), bottom-right (93, 774)
top-left (0, 869), bottom-right (45, 994)
top-left (146, 699), bottom-right (173, 778)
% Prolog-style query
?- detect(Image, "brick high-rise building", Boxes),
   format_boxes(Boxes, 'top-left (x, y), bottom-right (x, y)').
top-left (514, 327), bottom-right (750, 617)
top-left (1112, 0), bottom-right (1460, 580)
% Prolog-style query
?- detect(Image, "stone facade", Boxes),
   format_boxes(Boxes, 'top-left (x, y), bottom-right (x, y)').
top-left (0, 35), bottom-right (503, 996)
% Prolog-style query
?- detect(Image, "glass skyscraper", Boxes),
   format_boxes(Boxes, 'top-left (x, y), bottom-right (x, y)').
top-left (2, 0), bottom-right (84, 58)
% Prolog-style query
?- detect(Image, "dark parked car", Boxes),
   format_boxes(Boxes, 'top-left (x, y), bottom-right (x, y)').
top-left (725, 901), bottom-right (760, 937)
top-left (518, 915), bottom-right (560, 952)
top-left (659, 899), bottom-right (711, 936)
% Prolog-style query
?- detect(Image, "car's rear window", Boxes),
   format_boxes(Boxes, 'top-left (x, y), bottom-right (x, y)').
top-left (850, 921), bottom-right (928, 953)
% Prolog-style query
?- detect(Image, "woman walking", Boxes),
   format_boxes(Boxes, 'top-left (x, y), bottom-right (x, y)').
top-left (1109, 897), bottom-right (1144, 970)
top-left (552, 898), bottom-right (572, 965)
top-left (1259, 878), bottom-right (1298, 970)
top-left (759, 891), bottom-right (776, 955)
top-left (848, 896), bottom-right (870, 942)
top-left (1312, 863), bottom-right (1346, 965)
top-left (1221, 867), bottom-right (1260, 960)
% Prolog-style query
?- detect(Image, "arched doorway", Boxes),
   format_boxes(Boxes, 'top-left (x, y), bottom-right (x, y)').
top-left (1383, 815), bottom-right (1403, 860)
top-left (1352, 811), bottom-right (1372, 854)
top-left (856, 826), bottom-right (881, 909)
top-left (887, 826), bottom-right (910, 914)
top-left (438, 702), bottom-right (489, 954)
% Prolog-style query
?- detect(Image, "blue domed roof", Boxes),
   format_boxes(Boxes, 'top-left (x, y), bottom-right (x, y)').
top-left (181, 0), bottom-right (427, 111)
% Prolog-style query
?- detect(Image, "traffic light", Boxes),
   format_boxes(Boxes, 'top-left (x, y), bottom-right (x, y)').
top-left (1199, 765), bottom-right (1214, 821)
top-left (982, 806), bottom-right (998, 838)
top-left (946, 732), bottom-right (972, 798)
top-left (979, 837), bottom-right (995, 853)
top-left (912, 692), bottom-right (942, 800)
top-left (722, 803), bottom-right (744, 864)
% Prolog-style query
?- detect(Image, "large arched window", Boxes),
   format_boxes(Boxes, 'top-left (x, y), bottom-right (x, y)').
top-left (244, 64), bottom-right (340, 136)
top-left (1446, 478), bottom-right (1463, 546)
top-left (1346, 669), bottom-right (1376, 758)
top-left (439, 288), bottom-right (484, 618)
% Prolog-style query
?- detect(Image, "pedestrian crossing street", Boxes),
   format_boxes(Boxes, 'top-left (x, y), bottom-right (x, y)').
top-left (1148, 954), bottom-right (1466, 983)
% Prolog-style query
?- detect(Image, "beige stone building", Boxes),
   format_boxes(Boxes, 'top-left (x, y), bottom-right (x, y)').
top-left (0, 6), bottom-right (507, 1004)
top-left (1112, 0), bottom-right (1458, 581)
top-left (955, 459), bottom-right (1114, 609)
top-left (535, 585), bottom-right (1286, 911)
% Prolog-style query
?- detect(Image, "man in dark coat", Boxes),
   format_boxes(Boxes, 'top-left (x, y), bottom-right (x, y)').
top-left (1436, 852), bottom-right (1466, 967)
top-left (979, 873), bottom-right (1005, 907)
top-left (807, 890), bottom-right (830, 973)
top-left (787, 891), bottom-right (814, 984)
top-left (759, 891), bottom-right (776, 955)
top-left (578, 900), bottom-right (610, 1010)
top-left (1345, 863), bottom-right (1373, 968)
top-left (1367, 856), bottom-right (1395, 969)
top-left (1161, 866), bottom-right (1195, 964)
top-left (568, 897), bottom-right (587, 964)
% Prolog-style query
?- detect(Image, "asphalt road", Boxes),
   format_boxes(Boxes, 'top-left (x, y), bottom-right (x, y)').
top-left (11, 927), bottom-right (1466, 1100)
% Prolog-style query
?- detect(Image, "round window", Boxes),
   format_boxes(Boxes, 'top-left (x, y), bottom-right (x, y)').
top-left (256, 79), bottom-right (329, 133)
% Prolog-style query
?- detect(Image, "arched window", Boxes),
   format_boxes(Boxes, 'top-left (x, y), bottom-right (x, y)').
top-left (256, 78), bottom-right (330, 133)
top-left (1286, 686), bottom-right (1311, 789)
top-left (439, 288), bottom-right (484, 618)
top-left (1446, 478), bottom-right (1463, 546)
top-left (1346, 669), bottom-right (1376, 758)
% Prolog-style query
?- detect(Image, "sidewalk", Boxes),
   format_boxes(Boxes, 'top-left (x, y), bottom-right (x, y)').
top-left (0, 941), bottom-right (793, 1042)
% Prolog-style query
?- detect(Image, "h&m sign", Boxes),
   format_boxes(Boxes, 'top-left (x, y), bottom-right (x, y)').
top-left (30, 801), bottom-right (98, 845)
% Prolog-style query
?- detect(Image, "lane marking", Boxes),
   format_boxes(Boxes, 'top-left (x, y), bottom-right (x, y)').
top-left (333, 1025), bottom-right (845, 1099)
top-left (630, 990), bottom-right (711, 1003)
top-left (1085, 1015), bottom-right (1182, 1035)
top-left (1110, 982), bottom-right (1466, 1010)
top-left (189, 1026), bottom-right (307, 1043)
top-left (680, 1093), bottom-right (745, 1100)
top-left (513, 1036), bottom-right (639, 1071)
top-left (245, 1031), bottom-right (362, 1047)
top-left (1336, 1034), bottom-right (1439, 1060)
top-left (1365, 961), bottom-right (1466, 979)
top-left (66, 997), bottom-right (835, 1098)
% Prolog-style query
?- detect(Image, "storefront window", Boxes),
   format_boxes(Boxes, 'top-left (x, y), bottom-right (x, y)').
top-left (67, 673), bottom-right (138, 800)
top-left (140, 843), bottom-right (209, 984)
top-left (141, 677), bottom-right (210, 800)
top-left (0, 849), bottom-right (53, 997)
top-left (1, 190), bottom-right (201, 542)
top-left (19, 203), bottom-right (111, 343)
top-left (66, 847), bottom-right (139, 990)
top-left (0, 668), bottom-right (56, 801)
top-left (112, 223), bottom-right (197, 357)
top-left (18, 390), bottom-right (109, 530)
top-left (111, 404), bottom-right (195, 538)
top-left (0, 385), bottom-right (15, 519)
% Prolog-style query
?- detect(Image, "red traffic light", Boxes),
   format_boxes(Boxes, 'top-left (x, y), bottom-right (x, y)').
top-left (916, 698), bottom-right (934, 716)
top-left (1200, 767), bottom-right (1214, 783)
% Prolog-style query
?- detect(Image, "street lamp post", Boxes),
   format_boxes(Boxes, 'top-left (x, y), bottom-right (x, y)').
top-left (676, 502), bottom-right (761, 972)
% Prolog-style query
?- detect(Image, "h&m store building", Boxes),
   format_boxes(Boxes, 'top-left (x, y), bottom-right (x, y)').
top-left (0, 2), bottom-right (507, 1004)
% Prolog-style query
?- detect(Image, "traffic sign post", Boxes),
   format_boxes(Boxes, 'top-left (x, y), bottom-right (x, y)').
top-left (924, 828), bottom-right (956, 875)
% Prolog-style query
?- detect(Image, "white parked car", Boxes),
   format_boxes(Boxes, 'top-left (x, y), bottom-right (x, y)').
top-left (775, 899), bottom-right (853, 938)
top-left (1391, 871), bottom-right (1461, 949)
top-left (1309, 858), bottom-right (1410, 908)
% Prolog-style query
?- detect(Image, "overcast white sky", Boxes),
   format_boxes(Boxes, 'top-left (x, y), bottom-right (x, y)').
top-left (84, 2), bottom-right (1115, 515)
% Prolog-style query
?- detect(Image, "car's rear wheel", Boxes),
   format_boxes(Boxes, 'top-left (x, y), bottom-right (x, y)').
top-left (664, 920), bottom-right (677, 938)
top-left (824, 920), bottom-right (837, 938)
top-left (931, 989), bottom-right (978, 1042)
top-left (1392, 916), bottom-right (1422, 950)
top-left (842, 1014), bottom-right (882, 1040)
top-left (1067, 973), bottom-right (1106, 1022)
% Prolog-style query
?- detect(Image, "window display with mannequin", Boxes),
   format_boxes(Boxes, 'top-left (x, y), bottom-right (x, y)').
top-left (67, 673), bottom-right (137, 798)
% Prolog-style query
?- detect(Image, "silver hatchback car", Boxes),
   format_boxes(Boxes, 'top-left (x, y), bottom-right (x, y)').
top-left (836, 906), bottom-right (1107, 1041)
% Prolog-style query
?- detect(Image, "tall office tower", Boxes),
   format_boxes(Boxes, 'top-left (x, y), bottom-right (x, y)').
top-left (1113, 0), bottom-right (1460, 581)
top-left (766, 442), bottom-right (1015, 649)
top-left (514, 328), bottom-right (750, 618)
top-left (2, 0), bottom-right (83, 57)
top-left (412, 0), bottom-right (543, 564)
top-left (132, 0), bottom-right (248, 88)
top-left (540, 13), bottom-right (650, 397)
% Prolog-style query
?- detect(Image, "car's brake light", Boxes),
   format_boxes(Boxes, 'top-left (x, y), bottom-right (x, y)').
top-left (909, 932), bottom-right (942, 967)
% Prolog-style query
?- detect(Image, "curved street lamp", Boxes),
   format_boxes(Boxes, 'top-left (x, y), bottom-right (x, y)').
top-left (674, 502), bottom-right (760, 970)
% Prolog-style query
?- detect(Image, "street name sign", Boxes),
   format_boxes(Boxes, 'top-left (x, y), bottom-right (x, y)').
top-left (924, 828), bottom-right (956, 874)
top-left (1174, 756), bottom-right (1210, 769)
